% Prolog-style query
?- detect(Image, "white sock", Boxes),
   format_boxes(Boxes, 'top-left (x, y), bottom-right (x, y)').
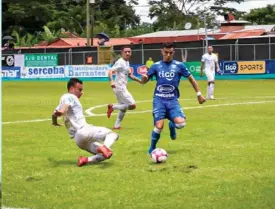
top-left (114, 110), bottom-right (126, 128)
top-left (104, 132), bottom-right (119, 148)
top-left (210, 83), bottom-right (215, 96)
top-left (113, 104), bottom-right (128, 111)
top-left (207, 85), bottom-right (211, 98)
top-left (88, 154), bottom-right (105, 163)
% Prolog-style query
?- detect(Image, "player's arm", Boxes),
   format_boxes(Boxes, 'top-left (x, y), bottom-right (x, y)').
top-left (52, 104), bottom-right (69, 126)
top-left (141, 64), bottom-right (155, 84)
top-left (200, 61), bottom-right (204, 77)
top-left (108, 68), bottom-right (116, 88)
top-left (200, 55), bottom-right (205, 77)
top-left (215, 56), bottom-right (220, 72)
top-left (108, 61), bottom-right (121, 88)
top-left (128, 69), bottom-right (142, 84)
top-left (188, 75), bottom-right (206, 104)
top-left (180, 63), bottom-right (205, 104)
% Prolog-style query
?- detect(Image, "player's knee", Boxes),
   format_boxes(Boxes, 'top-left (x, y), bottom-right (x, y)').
top-left (128, 104), bottom-right (136, 110)
top-left (111, 132), bottom-right (119, 140)
top-left (155, 122), bottom-right (164, 130)
top-left (175, 122), bottom-right (186, 129)
top-left (153, 127), bottom-right (163, 133)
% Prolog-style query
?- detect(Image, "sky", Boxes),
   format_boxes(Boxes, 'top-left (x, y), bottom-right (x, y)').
top-left (132, 0), bottom-right (275, 23)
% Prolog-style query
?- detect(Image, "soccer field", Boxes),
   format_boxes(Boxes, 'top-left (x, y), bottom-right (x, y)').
top-left (2, 79), bottom-right (275, 209)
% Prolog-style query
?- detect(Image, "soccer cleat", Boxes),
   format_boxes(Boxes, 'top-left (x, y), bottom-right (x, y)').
top-left (210, 96), bottom-right (216, 100)
top-left (107, 104), bottom-right (114, 118)
top-left (148, 146), bottom-right (155, 154)
top-left (169, 121), bottom-right (177, 140)
top-left (96, 145), bottom-right (113, 159)
top-left (78, 156), bottom-right (88, 167)
top-left (113, 126), bottom-right (121, 130)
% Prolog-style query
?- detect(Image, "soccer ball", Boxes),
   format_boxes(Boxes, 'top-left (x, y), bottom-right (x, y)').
top-left (150, 148), bottom-right (168, 163)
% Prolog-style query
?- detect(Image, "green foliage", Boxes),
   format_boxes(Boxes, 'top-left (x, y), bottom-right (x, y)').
top-left (148, 0), bottom-right (245, 31)
top-left (243, 4), bottom-right (275, 24)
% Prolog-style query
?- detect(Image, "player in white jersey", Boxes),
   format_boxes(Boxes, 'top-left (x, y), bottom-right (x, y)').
top-left (107, 46), bottom-right (142, 129)
top-left (200, 46), bottom-right (220, 100)
top-left (52, 78), bottom-right (119, 167)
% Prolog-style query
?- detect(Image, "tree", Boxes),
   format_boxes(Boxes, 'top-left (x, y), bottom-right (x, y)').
top-left (149, 0), bottom-right (245, 31)
top-left (243, 4), bottom-right (275, 24)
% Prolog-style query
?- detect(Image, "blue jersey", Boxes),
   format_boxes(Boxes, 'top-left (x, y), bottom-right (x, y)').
top-left (146, 60), bottom-right (191, 100)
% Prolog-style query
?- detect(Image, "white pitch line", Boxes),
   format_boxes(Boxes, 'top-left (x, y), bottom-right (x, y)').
top-left (2, 207), bottom-right (31, 209)
top-left (3, 100), bottom-right (275, 125)
top-left (85, 100), bottom-right (275, 117)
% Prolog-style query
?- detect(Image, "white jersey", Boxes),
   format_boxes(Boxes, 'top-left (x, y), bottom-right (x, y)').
top-left (112, 58), bottom-right (130, 88)
top-left (55, 93), bottom-right (88, 138)
top-left (201, 53), bottom-right (218, 72)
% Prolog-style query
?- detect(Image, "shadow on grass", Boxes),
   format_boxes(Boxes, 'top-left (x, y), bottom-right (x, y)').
top-left (47, 157), bottom-right (114, 169)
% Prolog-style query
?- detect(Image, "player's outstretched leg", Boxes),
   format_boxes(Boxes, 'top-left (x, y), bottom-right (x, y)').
top-left (148, 120), bottom-right (164, 154)
top-left (77, 129), bottom-right (119, 167)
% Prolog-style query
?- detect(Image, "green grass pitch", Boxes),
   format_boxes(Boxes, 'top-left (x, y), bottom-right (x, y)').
top-left (2, 79), bottom-right (275, 209)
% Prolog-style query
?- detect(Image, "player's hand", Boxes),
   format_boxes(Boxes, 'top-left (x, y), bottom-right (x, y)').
top-left (110, 81), bottom-right (116, 88)
top-left (52, 115), bottom-right (62, 126)
top-left (217, 68), bottom-right (220, 73)
top-left (198, 95), bottom-right (206, 104)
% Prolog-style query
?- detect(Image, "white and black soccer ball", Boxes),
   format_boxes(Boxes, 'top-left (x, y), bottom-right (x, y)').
top-left (150, 148), bottom-right (168, 163)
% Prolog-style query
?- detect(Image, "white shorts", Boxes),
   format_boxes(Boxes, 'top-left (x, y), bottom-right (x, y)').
top-left (205, 70), bottom-right (215, 82)
top-left (74, 125), bottom-right (112, 154)
top-left (113, 87), bottom-right (135, 105)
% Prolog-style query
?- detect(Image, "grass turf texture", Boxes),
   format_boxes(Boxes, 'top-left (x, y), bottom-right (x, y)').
top-left (2, 80), bottom-right (275, 209)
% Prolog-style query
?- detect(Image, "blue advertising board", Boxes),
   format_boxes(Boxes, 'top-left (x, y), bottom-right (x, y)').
top-left (1, 66), bottom-right (21, 80)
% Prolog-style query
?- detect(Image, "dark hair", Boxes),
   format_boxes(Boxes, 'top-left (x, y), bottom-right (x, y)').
top-left (163, 42), bottom-right (174, 49)
top-left (67, 78), bottom-right (83, 91)
top-left (121, 46), bottom-right (131, 51)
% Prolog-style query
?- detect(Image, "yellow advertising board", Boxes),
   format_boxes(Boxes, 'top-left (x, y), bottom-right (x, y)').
top-left (237, 61), bottom-right (266, 74)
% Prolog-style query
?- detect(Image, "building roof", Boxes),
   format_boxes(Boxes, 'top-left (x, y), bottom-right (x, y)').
top-left (49, 38), bottom-right (135, 47)
top-left (133, 28), bottom-right (223, 38)
top-left (219, 29), bottom-right (265, 39)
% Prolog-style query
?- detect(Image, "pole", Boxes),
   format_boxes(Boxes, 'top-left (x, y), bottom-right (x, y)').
top-left (204, 16), bottom-right (208, 53)
top-left (91, 3), bottom-right (94, 46)
top-left (86, 0), bottom-right (91, 46)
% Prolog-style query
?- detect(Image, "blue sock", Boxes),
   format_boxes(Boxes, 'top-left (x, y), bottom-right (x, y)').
top-left (169, 121), bottom-right (176, 128)
top-left (169, 121), bottom-right (177, 140)
top-left (148, 130), bottom-right (161, 154)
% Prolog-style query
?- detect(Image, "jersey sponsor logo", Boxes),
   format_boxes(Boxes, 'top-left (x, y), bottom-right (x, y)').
top-left (155, 93), bottom-right (175, 98)
top-left (223, 61), bottom-right (238, 74)
top-left (158, 70), bottom-right (176, 81)
top-left (157, 84), bottom-right (175, 93)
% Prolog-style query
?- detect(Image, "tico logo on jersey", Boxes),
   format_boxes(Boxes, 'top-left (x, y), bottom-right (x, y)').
top-left (158, 70), bottom-right (176, 81)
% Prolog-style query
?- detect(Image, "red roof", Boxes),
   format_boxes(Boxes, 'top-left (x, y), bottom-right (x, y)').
top-left (45, 38), bottom-right (135, 48)
top-left (219, 29), bottom-right (265, 39)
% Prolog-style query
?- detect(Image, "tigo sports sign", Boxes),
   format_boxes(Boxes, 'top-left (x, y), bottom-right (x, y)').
top-left (21, 66), bottom-right (65, 78)
top-left (64, 65), bottom-right (110, 77)
top-left (25, 54), bottom-right (58, 67)
top-left (222, 61), bottom-right (238, 74)
top-left (237, 61), bottom-right (266, 74)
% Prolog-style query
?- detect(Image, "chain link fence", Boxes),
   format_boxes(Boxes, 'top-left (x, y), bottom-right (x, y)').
top-left (3, 43), bottom-right (275, 65)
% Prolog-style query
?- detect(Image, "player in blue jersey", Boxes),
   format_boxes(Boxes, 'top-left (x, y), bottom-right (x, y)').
top-left (141, 42), bottom-right (206, 153)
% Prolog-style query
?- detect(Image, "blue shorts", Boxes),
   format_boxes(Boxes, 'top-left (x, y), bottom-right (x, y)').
top-left (152, 97), bottom-right (186, 125)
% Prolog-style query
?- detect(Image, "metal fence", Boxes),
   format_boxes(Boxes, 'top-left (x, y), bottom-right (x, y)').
top-left (3, 43), bottom-right (275, 65)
